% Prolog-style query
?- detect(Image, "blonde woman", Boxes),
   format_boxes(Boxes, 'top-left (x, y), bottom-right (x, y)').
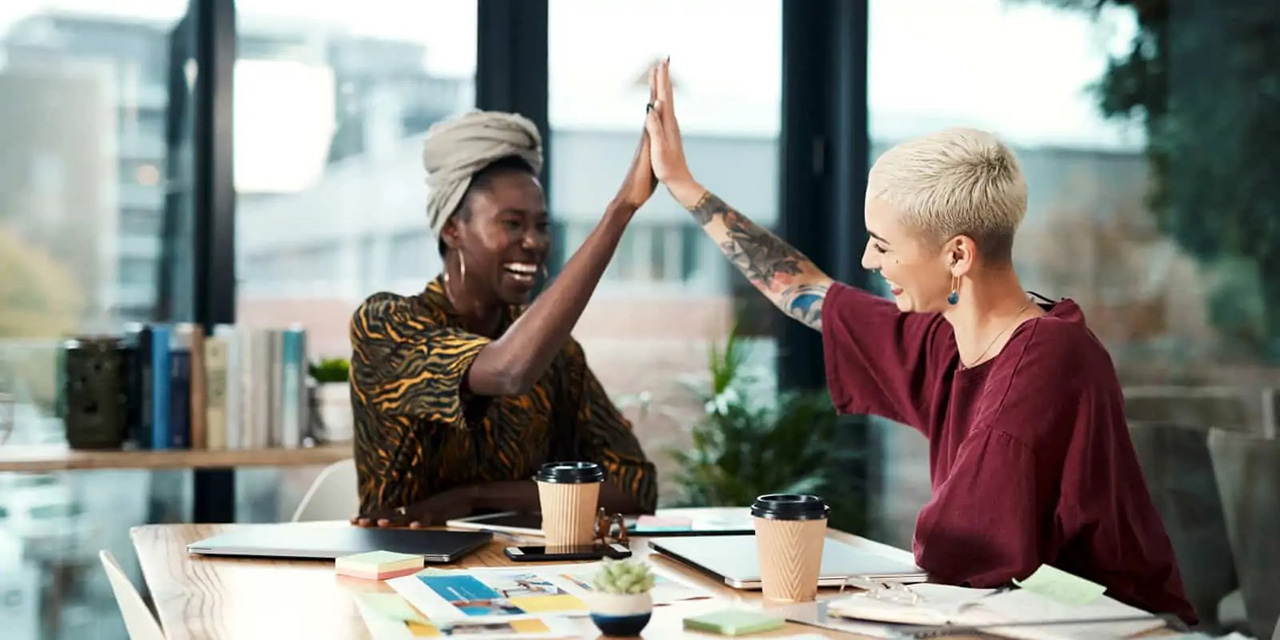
top-left (643, 59), bottom-right (1196, 624)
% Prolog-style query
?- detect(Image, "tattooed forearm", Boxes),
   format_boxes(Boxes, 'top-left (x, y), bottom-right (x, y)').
top-left (688, 191), bottom-right (722, 226)
top-left (685, 189), bottom-right (833, 331)
top-left (688, 193), bottom-right (807, 292)
top-left (780, 283), bottom-right (829, 330)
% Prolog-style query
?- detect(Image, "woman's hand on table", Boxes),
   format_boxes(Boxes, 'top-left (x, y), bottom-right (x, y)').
top-left (351, 485), bottom-right (478, 528)
top-left (349, 481), bottom-right (542, 528)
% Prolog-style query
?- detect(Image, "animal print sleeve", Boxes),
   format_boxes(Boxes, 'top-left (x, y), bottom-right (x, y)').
top-left (349, 292), bottom-right (490, 429)
top-left (564, 339), bottom-right (659, 513)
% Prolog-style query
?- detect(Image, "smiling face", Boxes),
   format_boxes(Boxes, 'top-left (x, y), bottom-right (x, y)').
top-left (861, 193), bottom-right (957, 314)
top-left (443, 166), bottom-right (550, 306)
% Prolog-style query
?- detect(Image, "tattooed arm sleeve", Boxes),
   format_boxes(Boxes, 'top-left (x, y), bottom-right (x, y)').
top-left (686, 191), bottom-right (834, 331)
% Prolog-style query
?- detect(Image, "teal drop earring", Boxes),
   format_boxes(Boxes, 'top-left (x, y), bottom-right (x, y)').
top-left (947, 263), bottom-right (960, 305)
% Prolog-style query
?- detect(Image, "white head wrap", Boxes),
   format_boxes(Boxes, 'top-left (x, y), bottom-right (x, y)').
top-left (422, 110), bottom-right (543, 235)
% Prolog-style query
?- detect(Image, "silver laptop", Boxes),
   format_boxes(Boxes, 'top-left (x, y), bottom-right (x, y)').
top-left (648, 535), bottom-right (927, 589)
top-left (187, 524), bottom-right (492, 563)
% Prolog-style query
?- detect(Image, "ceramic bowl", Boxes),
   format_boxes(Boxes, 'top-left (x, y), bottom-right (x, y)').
top-left (586, 591), bottom-right (653, 637)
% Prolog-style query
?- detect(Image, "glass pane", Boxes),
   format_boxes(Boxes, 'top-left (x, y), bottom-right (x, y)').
top-left (548, 0), bottom-right (782, 505)
top-left (870, 2), bottom-right (1280, 635)
top-left (232, 1), bottom-right (477, 522)
top-left (0, 5), bottom-right (189, 638)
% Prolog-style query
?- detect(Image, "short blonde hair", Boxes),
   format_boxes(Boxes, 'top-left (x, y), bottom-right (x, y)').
top-left (868, 127), bottom-right (1027, 262)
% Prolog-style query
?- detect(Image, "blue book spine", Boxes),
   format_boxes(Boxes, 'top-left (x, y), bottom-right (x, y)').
top-left (149, 325), bottom-right (171, 450)
top-left (281, 328), bottom-right (304, 448)
top-left (169, 345), bottom-right (191, 449)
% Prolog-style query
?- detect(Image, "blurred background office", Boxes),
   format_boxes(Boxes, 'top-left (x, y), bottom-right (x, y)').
top-left (0, 0), bottom-right (1276, 638)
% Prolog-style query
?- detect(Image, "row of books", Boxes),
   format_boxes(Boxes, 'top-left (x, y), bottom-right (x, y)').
top-left (119, 323), bottom-right (313, 450)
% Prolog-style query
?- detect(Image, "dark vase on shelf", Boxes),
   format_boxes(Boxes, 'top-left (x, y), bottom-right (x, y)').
top-left (63, 336), bottom-right (127, 450)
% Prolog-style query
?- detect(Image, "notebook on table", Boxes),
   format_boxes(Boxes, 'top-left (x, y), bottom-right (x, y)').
top-left (647, 534), bottom-right (927, 589)
top-left (825, 583), bottom-right (1175, 640)
top-left (187, 524), bottom-right (492, 563)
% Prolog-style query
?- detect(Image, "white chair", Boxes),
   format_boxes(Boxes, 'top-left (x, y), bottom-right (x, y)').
top-left (291, 458), bottom-right (358, 522)
top-left (99, 550), bottom-right (165, 640)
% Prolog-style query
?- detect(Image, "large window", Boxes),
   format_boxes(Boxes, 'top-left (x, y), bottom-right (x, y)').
top-left (231, 1), bottom-right (477, 522)
top-left (869, 1), bottom-right (1280, 634)
top-left (234, 1), bottom-right (476, 360)
top-left (0, 4), bottom-right (188, 638)
top-left (548, 0), bottom-right (782, 501)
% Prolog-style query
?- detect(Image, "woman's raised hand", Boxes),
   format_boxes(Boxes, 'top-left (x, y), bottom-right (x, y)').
top-left (612, 63), bottom-right (660, 211)
top-left (644, 58), bottom-right (694, 188)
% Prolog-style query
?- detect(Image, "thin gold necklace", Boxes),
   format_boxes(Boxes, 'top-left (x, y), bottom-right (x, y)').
top-left (960, 298), bottom-right (1035, 370)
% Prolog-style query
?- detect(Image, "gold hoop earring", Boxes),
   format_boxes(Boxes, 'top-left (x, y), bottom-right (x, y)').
top-left (459, 251), bottom-right (467, 284)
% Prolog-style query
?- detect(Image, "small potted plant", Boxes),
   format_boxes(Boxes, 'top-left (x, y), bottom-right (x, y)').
top-left (586, 558), bottom-right (656, 637)
top-left (309, 357), bottom-right (352, 443)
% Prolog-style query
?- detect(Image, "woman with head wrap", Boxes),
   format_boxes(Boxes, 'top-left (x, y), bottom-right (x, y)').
top-left (348, 90), bottom-right (660, 526)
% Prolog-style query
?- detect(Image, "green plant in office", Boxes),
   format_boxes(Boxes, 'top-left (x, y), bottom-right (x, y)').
top-left (586, 558), bottom-right (655, 637)
top-left (591, 558), bottom-right (656, 596)
top-left (666, 326), bottom-right (867, 533)
top-left (309, 357), bottom-right (350, 383)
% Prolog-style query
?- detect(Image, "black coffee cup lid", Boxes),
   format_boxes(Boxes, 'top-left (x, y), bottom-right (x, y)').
top-left (534, 461), bottom-right (604, 484)
top-left (750, 494), bottom-right (830, 521)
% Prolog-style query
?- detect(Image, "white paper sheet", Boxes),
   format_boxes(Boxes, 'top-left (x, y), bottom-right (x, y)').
top-left (353, 593), bottom-right (580, 640)
top-left (387, 562), bottom-right (711, 626)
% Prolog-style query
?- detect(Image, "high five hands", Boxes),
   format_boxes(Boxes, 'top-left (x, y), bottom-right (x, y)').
top-left (615, 57), bottom-right (696, 211)
top-left (645, 57), bottom-right (695, 194)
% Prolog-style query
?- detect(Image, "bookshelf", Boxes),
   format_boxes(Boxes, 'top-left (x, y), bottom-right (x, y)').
top-left (0, 442), bottom-right (352, 473)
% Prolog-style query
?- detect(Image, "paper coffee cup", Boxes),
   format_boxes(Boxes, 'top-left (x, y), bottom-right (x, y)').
top-left (536, 462), bottom-right (605, 547)
top-left (752, 493), bottom-right (830, 602)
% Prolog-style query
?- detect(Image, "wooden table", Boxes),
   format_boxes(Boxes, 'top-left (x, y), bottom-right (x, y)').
top-left (131, 509), bottom-right (926, 639)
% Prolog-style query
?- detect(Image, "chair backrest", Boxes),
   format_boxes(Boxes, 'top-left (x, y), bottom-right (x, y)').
top-left (1124, 386), bottom-right (1257, 434)
top-left (99, 550), bottom-right (165, 640)
top-left (1208, 428), bottom-right (1280, 639)
top-left (291, 457), bottom-right (358, 522)
top-left (1128, 421), bottom-right (1238, 629)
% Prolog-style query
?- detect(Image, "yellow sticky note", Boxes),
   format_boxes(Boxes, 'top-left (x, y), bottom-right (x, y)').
top-left (356, 593), bottom-right (431, 624)
top-left (1013, 565), bottom-right (1106, 606)
top-left (405, 620), bottom-right (443, 637)
top-left (506, 594), bottom-right (587, 613)
top-left (509, 619), bottom-right (552, 633)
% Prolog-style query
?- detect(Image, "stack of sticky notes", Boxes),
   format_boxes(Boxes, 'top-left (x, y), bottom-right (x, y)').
top-left (334, 550), bottom-right (424, 580)
top-left (683, 609), bottom-right (786, 636)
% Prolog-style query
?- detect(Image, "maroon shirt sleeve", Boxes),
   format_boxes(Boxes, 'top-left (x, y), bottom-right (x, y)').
top-left (821, 281), bottom-right (952, 431)
top-left (914, 319), bottom-right (1197, 625)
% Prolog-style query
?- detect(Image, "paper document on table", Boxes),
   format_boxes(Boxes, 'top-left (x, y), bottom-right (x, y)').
top-left (975, 589), bottom-right (1169, 640)
top-left (1013, 565), bottom-right (1106, 606)
top-left (827, 581), bottom-right (1169, 640)
top-left (827, 583), bottom-right (998, 625)
top-left (353, 592), bottom-right (578, 640)
top-left (387, 562), bottom-right (710, 626)
top-left (553, 561), bottom-right (712, 605)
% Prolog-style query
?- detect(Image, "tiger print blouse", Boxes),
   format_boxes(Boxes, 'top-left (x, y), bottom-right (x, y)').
top-left (348, 276), bottom-right (658, 516)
